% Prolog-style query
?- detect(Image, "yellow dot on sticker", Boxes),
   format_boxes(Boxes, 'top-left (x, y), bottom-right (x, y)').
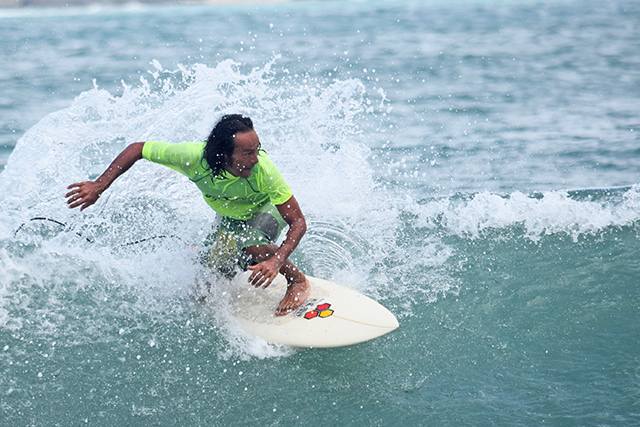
top-left (319, 309), bottom-right (334, 318)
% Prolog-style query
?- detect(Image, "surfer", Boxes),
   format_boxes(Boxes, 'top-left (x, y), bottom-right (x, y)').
top-left (65, 114), bottom-right (310, 316)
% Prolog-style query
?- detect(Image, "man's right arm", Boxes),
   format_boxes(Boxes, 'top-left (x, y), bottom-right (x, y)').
top-left (65, 142), bottom-right (145, 211)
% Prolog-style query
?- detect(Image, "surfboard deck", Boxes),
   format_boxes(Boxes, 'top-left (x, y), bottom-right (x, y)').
top-left (226, 271), bottom-right (398, 348)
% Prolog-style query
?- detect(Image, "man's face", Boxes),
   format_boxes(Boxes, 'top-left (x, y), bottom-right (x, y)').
top-left (224, 130), bottom-right (260, 178)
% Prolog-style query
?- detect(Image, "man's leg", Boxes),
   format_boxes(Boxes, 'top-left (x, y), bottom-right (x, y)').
top-left (202, 228), bottom-right (242, 277)
top-left (244, 244), bottom-right (310, 316)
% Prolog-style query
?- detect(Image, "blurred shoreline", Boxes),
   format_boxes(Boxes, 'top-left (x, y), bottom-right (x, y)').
top-left (0, 0), bottom-right (288, 8)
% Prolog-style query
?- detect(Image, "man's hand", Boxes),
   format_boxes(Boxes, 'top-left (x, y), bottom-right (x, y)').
top-left (247, 255), bottom-right (283, 289)
top-left (65, 181), bottom-right (106, 211)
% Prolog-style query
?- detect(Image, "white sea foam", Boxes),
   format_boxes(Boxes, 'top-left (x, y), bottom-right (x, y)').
top-left (2, 58), bottom-right (637, 358)
top-left (0, 59), bottom-right (396, 358)
top-left (430, 187), bottom-right (640, 242)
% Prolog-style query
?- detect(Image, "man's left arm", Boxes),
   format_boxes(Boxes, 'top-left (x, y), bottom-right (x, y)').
top-left (247, 195), bottom-right (306, 284)
top-left (273, 195), bottom-right (307, 263)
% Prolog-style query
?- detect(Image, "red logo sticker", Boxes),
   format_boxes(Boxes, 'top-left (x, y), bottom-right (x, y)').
top-left (304, 303), bottom-right (334, 320)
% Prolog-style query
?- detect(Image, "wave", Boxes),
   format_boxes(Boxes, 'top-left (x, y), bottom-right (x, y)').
top-left (0, 58), bottom-right (389, 358)
top-left (1, 59), bottom-right (638, 359)
top-left (412, 186), bottom-right (640, 242)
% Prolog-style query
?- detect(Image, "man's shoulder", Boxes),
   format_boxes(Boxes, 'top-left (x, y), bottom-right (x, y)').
top-left (256, 151), bottom-right (278, 171)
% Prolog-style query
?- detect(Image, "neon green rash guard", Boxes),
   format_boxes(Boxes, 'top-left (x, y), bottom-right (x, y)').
top-left (142, 141), bottom-right (293, 221)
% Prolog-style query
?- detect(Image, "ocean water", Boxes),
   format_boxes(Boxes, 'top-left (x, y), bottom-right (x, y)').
top-left (1, 0), bottom-right (639, 425)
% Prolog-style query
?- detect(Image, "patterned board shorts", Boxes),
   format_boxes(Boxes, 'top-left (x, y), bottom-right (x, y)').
top-left (203, 202), bottom-right (287, 274)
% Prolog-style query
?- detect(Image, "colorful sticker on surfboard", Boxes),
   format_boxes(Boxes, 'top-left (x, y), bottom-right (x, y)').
top-left (302, 303), bottom-right (334, 320)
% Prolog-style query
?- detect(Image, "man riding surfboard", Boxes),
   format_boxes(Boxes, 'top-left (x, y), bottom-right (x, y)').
top-left (65, 114), bottom-right (310, 316)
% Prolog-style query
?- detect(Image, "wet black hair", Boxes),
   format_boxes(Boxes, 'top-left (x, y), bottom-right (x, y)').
top-left (203, 114), bottom-right (254, 178)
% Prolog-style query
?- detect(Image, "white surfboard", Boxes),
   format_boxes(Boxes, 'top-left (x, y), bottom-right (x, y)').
top-left (226, 271), bottom-right (399, 348)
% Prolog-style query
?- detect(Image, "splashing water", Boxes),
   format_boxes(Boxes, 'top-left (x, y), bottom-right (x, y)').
top-left (2, 1), bottom-right (639, 424)
top-left (0, 58), bottom-right (429, 359)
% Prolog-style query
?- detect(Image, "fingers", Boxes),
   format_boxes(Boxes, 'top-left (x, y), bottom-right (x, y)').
top-left (65, 182), bottom-right (98, 210)
top-left (66, 190), bottom-right (89, 209)
top-left (66, 193), bottom-right (83, 206)
top-left (78, 200), bottom-right (94, 211)
top-left (66, 196), bottom-right (84, 209)
top-left (250, 270), bottom-right (274, 289)
top-left (247, 264), bottom-right (276, 289)
top-left (65, 183), bottom-right (83, 199)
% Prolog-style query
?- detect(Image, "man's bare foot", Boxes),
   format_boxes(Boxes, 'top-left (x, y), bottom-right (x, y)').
top-left (276, 277), bottom-right (310, 316)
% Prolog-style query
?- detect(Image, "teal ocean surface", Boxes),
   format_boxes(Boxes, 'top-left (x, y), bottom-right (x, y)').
top-left (1, 0), bottom-right (639, 425)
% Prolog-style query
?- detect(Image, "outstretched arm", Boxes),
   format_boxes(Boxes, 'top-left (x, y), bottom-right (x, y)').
top-left (66, 142), bottom-right (145, 211)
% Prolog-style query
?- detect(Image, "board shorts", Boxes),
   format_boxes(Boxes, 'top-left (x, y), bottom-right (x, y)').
top-left (203, 202), bottom-right (287, 275)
